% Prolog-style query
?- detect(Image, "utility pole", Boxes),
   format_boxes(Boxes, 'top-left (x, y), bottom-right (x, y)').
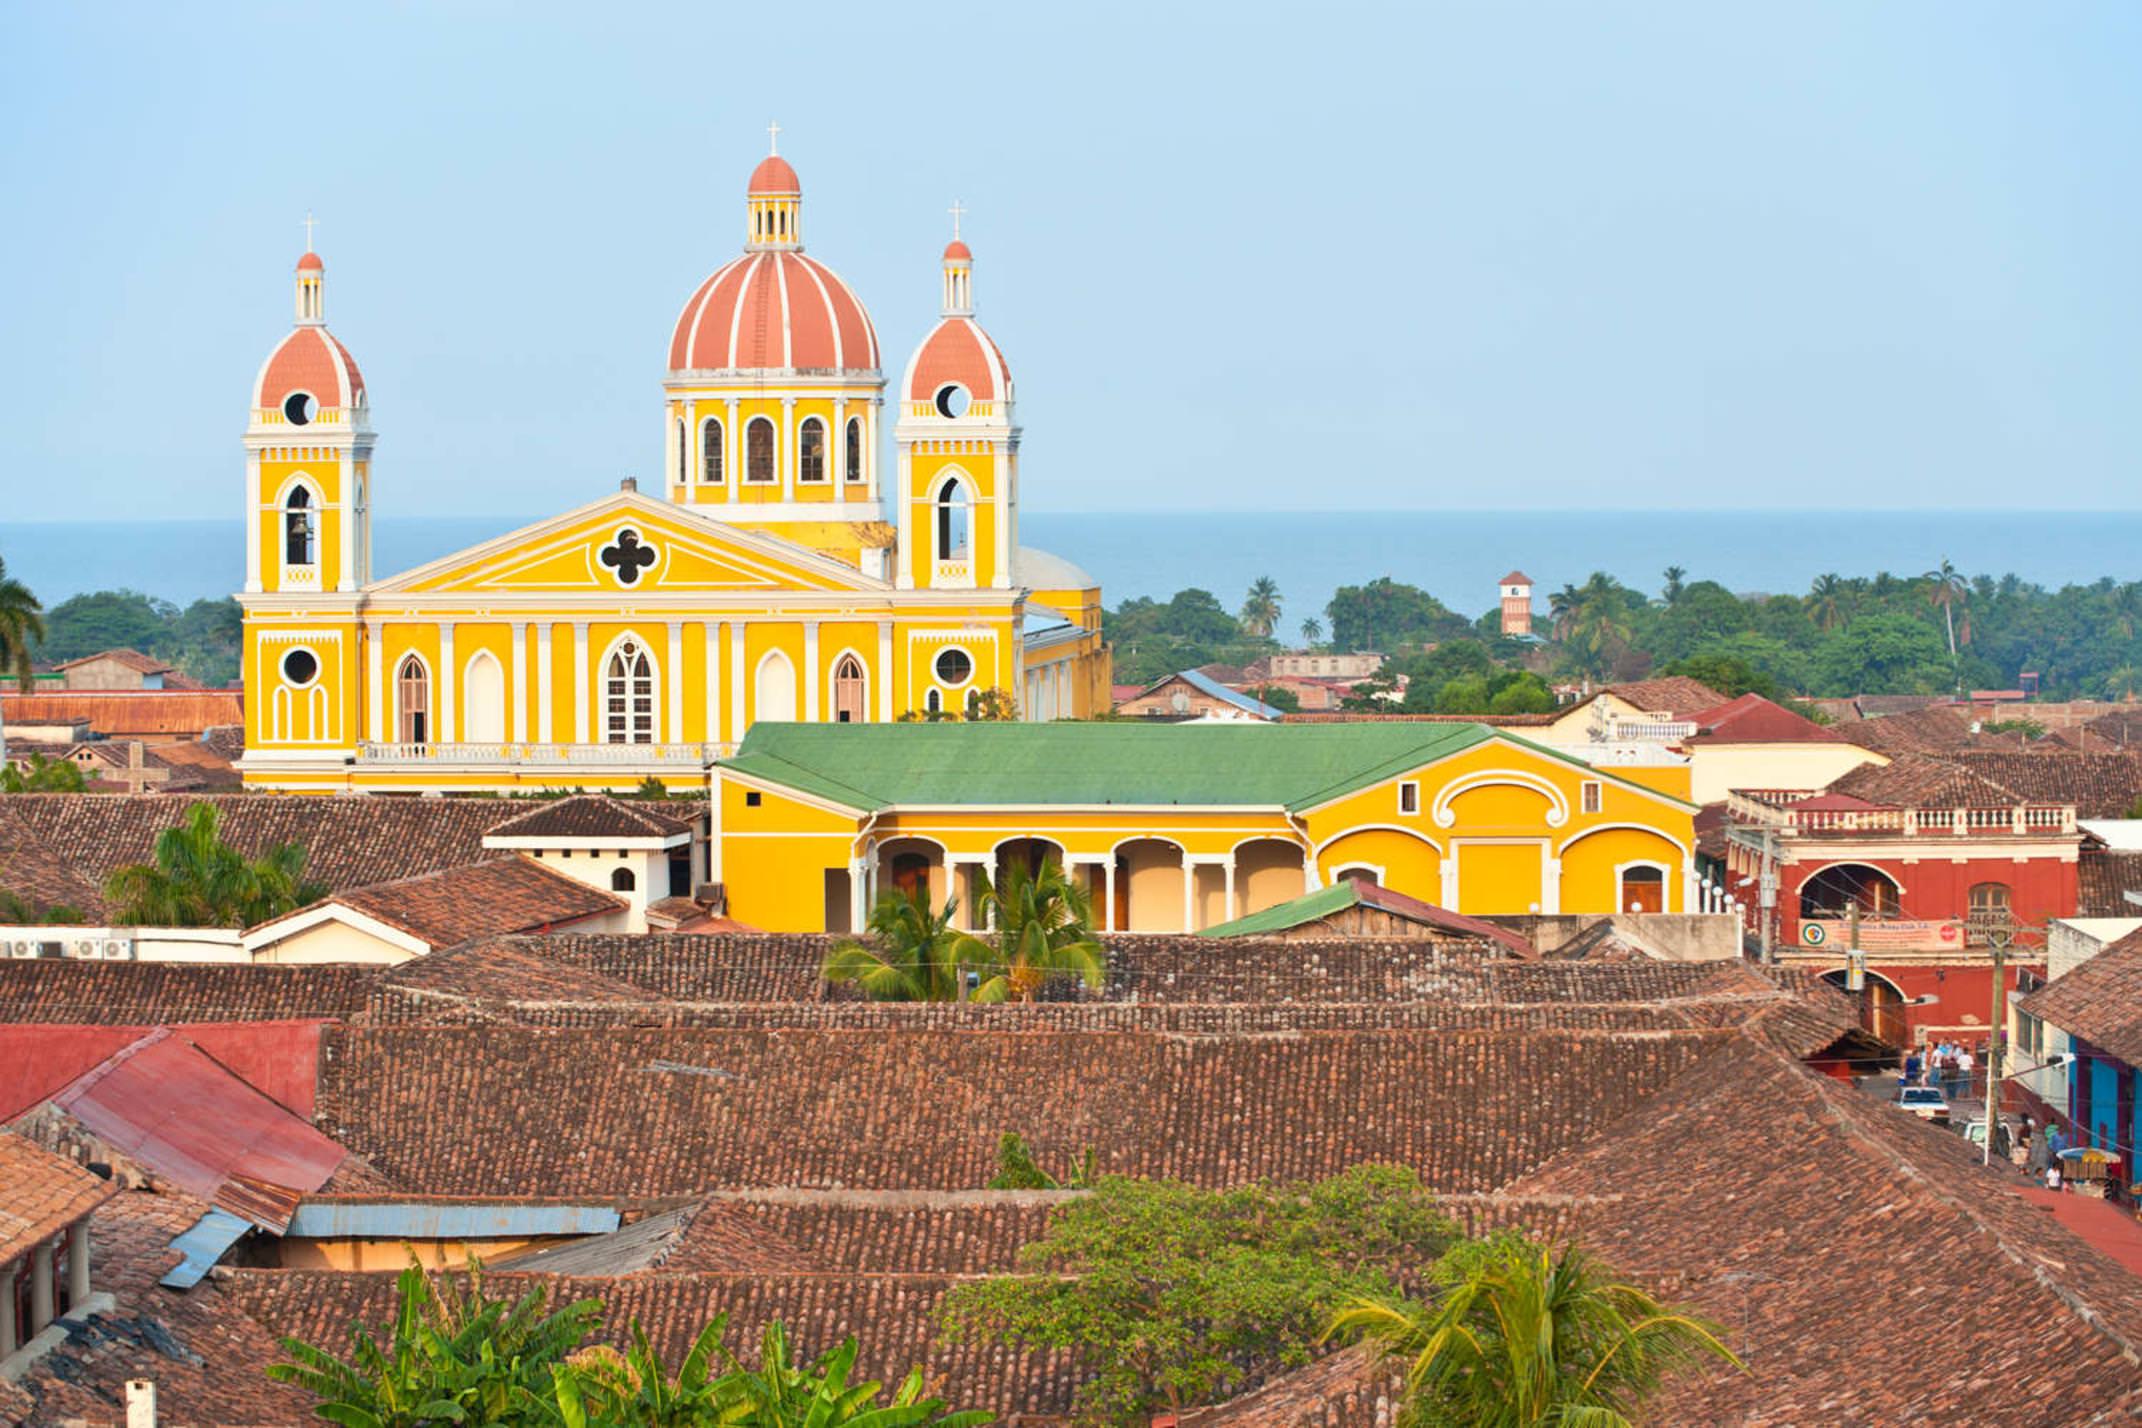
top-left (1757, 827), bottom-right (1778, 965)
top-left (1978, 911), bottom-right (2024, 1169)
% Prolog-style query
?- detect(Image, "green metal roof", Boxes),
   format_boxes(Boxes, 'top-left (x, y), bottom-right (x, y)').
top-left (720, 720), bottom-right (1499, 811)
top-left (1196, 881), bottom-right (1362, 937)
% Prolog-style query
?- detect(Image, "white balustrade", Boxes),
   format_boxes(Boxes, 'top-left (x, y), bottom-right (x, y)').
top-left (357, 741), bottom-right (729, 766)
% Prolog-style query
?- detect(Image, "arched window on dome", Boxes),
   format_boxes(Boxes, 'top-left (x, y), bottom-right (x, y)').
top-left (283, 487), bottom-right (316, 568)
top-left (845, 417), bottom-right (864, 484)
top-left (746, 418), bottom-right (776, 484)
top-left (798, 418), bottom-right (827, 483)
top-left (700, 416), bottom-right (724, 484)
top-left (934, 476), bottom-right (971, 563)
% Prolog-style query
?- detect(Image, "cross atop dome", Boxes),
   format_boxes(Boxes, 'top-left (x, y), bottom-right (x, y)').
top-left (766, 119), bottom-right (780, 155)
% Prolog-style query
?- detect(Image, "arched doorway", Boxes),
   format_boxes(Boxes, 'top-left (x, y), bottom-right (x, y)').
top-left (1820, 967), bottom-right (1907, 1047)
top-left (1619, 864), bottom-right (1666, 914)
top-left (1799, 864), bottom-right (1903, 921)
top-left (1235, 839), bottom-right (1309, 917)
top-left (876, 838), bottom-right (945, 909)
top-left (1114, 839), bottom-right (1186, 932)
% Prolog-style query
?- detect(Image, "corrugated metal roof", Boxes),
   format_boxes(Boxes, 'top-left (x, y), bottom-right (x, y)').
top-left (50, 1029), bottom-right (345, 1232)
top-left (159, 1208), bottom-right (251, 1289)
top-left (283, 1201), bottom-right (621, 1240)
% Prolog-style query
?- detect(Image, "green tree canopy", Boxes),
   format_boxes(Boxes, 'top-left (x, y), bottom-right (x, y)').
top-left (1326, 579), bottom-right (1468, 653)
top-left (104, 802), bottom-right (327, 928)
top-left (938, 1166), bottom-right (1457, 1423)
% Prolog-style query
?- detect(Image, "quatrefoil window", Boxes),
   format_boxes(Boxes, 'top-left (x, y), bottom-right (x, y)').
top-left (599, 528), bottom-right (657, 586)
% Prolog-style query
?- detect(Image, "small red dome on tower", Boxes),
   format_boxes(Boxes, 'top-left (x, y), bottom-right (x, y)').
top-left (942, 239), bottom-right (972, 261)
top-left (296, 250), bottom-right (324, 273)
top-left (748, 154), bottom-right (800, 195)
top-left (903, 318), bottom-right (1010, 405)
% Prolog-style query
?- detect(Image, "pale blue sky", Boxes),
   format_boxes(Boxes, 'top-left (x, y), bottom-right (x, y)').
top-left (2, 3), bottom-right (2136, 521)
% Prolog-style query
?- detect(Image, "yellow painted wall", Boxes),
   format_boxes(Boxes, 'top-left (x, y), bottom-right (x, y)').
top-left (1559, 827), bottom-right (1686, 914)
top-left (1316, 828), bottom-right (1442, 891)
top-left (1456, 842), bottom-right (1546, 913)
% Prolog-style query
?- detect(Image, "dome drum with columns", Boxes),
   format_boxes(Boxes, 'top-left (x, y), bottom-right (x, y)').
top-left (235, 138), bottom-right (1111, 795)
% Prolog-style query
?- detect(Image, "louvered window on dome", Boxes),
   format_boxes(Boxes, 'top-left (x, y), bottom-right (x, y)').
top-left (746, 419), bottom-right (776, 483)
top-left (283, 488), bottom-right (316, 567)
top-left (701, 417), bottom-right (724, 483)
top-left (798, 418), bottom-right (827, 483)
top-left (845, 417), bottom-right (864, 482)
top-left (604, 640), bottom-right (655, 744)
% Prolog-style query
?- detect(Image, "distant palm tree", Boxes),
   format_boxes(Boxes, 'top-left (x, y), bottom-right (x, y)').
top-left (1809, 573), bottom-right (1846, 632)
top-left (1329, 1234), bottom-right (1740, 1428)
top-left (1922, 559), bottom-right (1971, 659)
top-left (2112, 583), bottom-right (2142, 642)
top-left (964, 859), bottom-right (1106, 1003)
top-left (1239, 577), bottom-right (1282, 639)
top-left (1548, 584), bottom-right (1583, 641)
top-left (1661, 566), bottom-right (1687, 605)
top-left (0, 557), bottom-right (45, 765)
top-left (1300, 617), bottom-right (1322, 647)
top-left (823, 884), bottom-right (971, 1002)
top-left (2109, 666), bottom-right (2141, 701)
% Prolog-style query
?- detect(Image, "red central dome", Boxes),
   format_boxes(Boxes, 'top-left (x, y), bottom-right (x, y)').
top-left (669, 252), bottom-right (879, 373)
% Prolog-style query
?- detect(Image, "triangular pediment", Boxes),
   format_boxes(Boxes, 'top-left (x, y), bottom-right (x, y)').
top-left (370, 492), bottom-right (886, 596)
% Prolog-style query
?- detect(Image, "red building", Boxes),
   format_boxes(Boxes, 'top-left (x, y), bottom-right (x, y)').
top-left (1724, 754), bottom-right (2077, 1046)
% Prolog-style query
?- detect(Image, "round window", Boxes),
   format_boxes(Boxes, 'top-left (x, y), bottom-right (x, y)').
top-left (283, 391), bottom-right (317, 426)
top-left (281, 648), bottom-right (319, 686)
top-left (933, 384), bottom-right (971, 419)
top-left (934, 648), bottom-right (974, 686)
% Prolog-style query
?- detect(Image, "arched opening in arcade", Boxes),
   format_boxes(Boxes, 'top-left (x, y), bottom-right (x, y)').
top-left (1799, 863), bottom-right (1903, 922)
top-left (1819, 966), bottom-right (1909, 1048)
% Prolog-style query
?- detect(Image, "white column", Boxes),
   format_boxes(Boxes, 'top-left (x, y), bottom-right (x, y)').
top-left (510, 621), bottom-right (528, 743)
top-left (894, 445), bottom-right (915, 589)
top-left (666, 620), bottom-right (685, 743)
top-left (1441, 857), bottom-right (1457, 908)
top-left (982, 855), bottom-right (998, 931)
top-left (1223, 857), bottom-right (1238, 922)
top-left (726, 398), bottom-right (740, 504)
top-left (729, 621), bottom-right (747, 741)
top-left (67, 1218), bottom-right (90, 1303)
top-left (365, 621), bottom-right (384, 742)
top-left (1181, 859), bottom-right (1196, 933)
top-left (684, 399), bottom-right (699, 487)
top-left (707, 766), bottom-right (725, 884)
top-left (437, 624), bottom-right (456, 744)
top-left (802, 621), bottom-right (821, 723)
top-left (337, 450), bottom-right (356, 590)
top-left (991, 445), bottom-right (1011, 589)
top-left (537, 624), bottom-right (554, 743)
top-left (1543, 853), bottom-right (1561, 915)
top-left (572, 621), bottom-right (590, 743)
top-left (703, 622), bottom-right (721, 746)
top-left (1104, 858), bottom-right (1118, 932)
top-left (833, 397), bottom-right (848, 504)
top-left (849, 857), bottom-right (867, 929)
top-left (781, 395), bottom-right (796, 501)
top-left (244, 450), bottom-right (263, 593)
top-left (877, 620), bottom-right (894, 722)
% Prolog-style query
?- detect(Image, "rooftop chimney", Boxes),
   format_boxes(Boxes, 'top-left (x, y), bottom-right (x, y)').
top-left (126, 1380), bottom-right (158, 1428)
top-left (619, 477), bottom-right (638, 493)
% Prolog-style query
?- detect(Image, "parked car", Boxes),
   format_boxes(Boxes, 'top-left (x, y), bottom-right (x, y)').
top-left (1897, 1085), bottom-right (1950, 1124)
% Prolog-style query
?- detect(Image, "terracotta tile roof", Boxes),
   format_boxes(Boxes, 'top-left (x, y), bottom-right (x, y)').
top-left (1829, 704), bottom-right (1985, 756)
top-left (1280, 711), bottom-right (1560, 726)
top-left (311, 1022), bottom-right (1728, 1197)
top-left (2018, 928), bottom-right (2142, 1065)
top-left (0, 1130), bottom-right (116, 1263)
top-left (0, 805), bottom-right (105, 915)
top-left (0, 1186), bottom-right (315, 1425)
top-left (0, 793), bottom-right (508, 909)
top-left (1825, 752), bottom-right (2029, 809)
top-left (1949, 751), bottom-right (2142, 819)
top-left (1600, 676), bottom-right (1727, 718)
top-left (0, 961), bottom-right (376, 1025)
top-left (482, 794), bottom-right (701, 841)
top-left (0, 691), bottom-right (244, 737)
top-left (1854, 693), bottom-right (1953, 717)
top-left (300, 854), bottom-right (624, 948)
top-left (666, 1191), bottom-right (1066, 1276)
top-left (1179, 1345), bottom-right (1396, 1427)
top-left (149, 736), bottom-right (243, 788)
top-left (367, 937), bottom-right (664, 1018)
top-left (2079, 846), bottom-right (2142, 916)
top-left (51, 648), bottom-right (174, 676)
top-left (1684, 692), bottom-right (1844, 744)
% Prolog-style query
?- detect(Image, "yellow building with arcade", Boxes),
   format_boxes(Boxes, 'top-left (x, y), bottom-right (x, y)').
top-left (238, 140), bottom-right (1108, 793)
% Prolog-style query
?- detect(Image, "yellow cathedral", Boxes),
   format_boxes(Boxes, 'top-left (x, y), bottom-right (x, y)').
top-left (237, 140), bottom-right (1109, 793)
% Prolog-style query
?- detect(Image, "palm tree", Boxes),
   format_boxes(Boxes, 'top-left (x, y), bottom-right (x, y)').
top-left (103, 802), bottom-right (326, 928)
top-left (822, 883), bottom-right (972, 1001)
top-left (1808, 573), bottom-right (1846, 632)
top-left (1660, 567), bottom-right (1686, 606)
top-left (1239, 577), bottom-right (1282, 639)
top-left (1922, 559), bottom-right (1970, 660)
top-left (965, 859), bottom-right (1106, 1003)
top-left (1300, 617), bottom-right (1322, 648)
top-left (1548, 584), bottom-right (1583, 642)
top-left (0, 557), bottom-right (45, 765)
top-left (2112, 583), bottom-right (2142, 642)
top-left (1329, 1234), bottom-right (1739, 1428)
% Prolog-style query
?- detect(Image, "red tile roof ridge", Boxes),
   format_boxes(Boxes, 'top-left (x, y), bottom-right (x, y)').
top-left (0, 1129), bottom-right (121, 1265)
top-left (292, 854), bottom-right (626, 948)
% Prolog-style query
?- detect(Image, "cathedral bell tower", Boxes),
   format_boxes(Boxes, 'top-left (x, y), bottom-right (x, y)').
top-left (895, 207), bottom-right (1018, 591)
top-left (245, 229), bottom-right (373, 595)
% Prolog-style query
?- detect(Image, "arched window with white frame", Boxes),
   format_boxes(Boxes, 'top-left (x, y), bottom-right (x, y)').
top-left (746, 418), bottom-right (776, 483)
top-left (934, 475), bottom-right (971, 561)
top-left (755, 648), bottom-right (798, 723)
top-left (396, 656), bottom-right (430, 744)
top-left (845, 417), bottom-right (864, 484)
top-left (833, 654), bottom-right (865, 724)
top-left (603, 637), bottom-right (656, 744)
top-left (797, 417), bottom-right (827, 483)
